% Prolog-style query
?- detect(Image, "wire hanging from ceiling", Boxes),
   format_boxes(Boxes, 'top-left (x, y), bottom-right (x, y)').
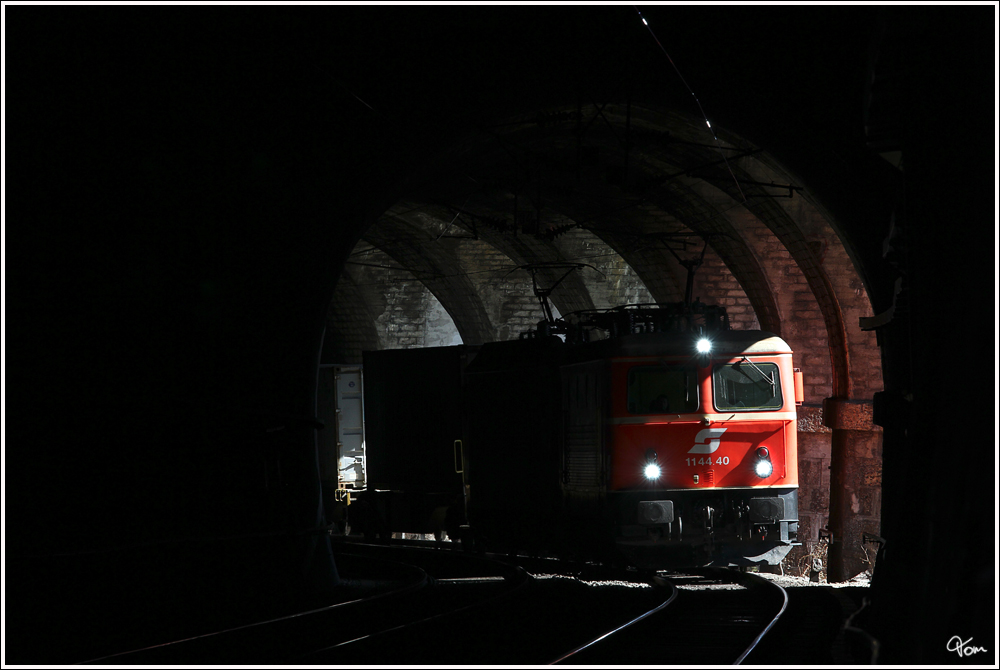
top-left (634, 6), bottom-right (747, 203)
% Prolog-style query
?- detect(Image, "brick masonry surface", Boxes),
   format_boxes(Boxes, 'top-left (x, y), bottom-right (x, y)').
top-left (552, 227), bottom-right (654, 310)
top-left (326, 245), bottom-right (464, 357)
top-left (789, 403), bottom-right (882, 579)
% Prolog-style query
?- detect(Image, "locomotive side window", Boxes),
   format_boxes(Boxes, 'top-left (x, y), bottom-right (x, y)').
top-left (713, 360), bottom-right (783, 411)
top-left (627, 365), bottom-right (698, 414)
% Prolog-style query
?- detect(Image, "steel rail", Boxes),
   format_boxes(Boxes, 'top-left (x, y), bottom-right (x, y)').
top-left (732, 572), bottom-right (789, 665)
top-left (299, 551), bottom-right (531, 659)
top-left (78, 552), bottom-right (428, 664)
top-left (548, 573), bottom-right (678, 665)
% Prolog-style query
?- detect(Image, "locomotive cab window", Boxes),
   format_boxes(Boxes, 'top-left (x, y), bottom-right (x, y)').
top-left (627, 364), bottom-right (698, 414)
top-left (713, 359), bottom-right (783, 411)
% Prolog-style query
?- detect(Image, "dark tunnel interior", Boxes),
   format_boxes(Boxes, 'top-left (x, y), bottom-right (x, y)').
top-left (4, 5), bottom-right (996, 665)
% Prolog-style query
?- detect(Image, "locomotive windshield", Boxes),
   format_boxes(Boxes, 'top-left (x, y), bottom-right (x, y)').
top-left (713, 360), bottom-right (783, 411)
top-left (627, 364), bottom-right (699, 414)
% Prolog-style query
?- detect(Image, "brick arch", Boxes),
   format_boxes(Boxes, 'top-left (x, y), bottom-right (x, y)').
top-left (394, 104), bottom-right (859, 402)
top-left (482, 192), bottom-right (689, 307)
top-left (469, 224), bottom-right (598, 319)
top-left (365, 200), bottom-right (576, 341)
top-left (322, 269), bottom-right (382, 364)
top-left (403, 122), bottom-right (691, 312)
top-left (448, 147), bottom-right (782, 334)
top-left (521, 102), bottom-right (854, 401)
top-left (658, 147), bottom-right (852, 398)
top-left (363, 209), bottom-right (495, 346)
top-left (410, 196), bottom-right (599, 319)
top-left (342, 244), bottom-right (464, 350)
top-left (434, 127), bottom-right (781, 336)
top-left (578, 214), bottom-right (768, 333)
top-left (511, 117), bottom-right (789, 339)
top-left (737, 154), bottom-right (883, 403)
top-left (446, 234), bottom-right (561, 341)
top-left (548, 226), bottom-right (654, 309)
top-left (577, 230), bottom-right (686, 305)
top-left (422, 173), bottom-right (691, 309)
top-left (640, 180), bottom-right (783, 335)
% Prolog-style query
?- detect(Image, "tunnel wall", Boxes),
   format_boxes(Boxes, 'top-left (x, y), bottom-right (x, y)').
top-left (9, 7), bottom-right (990, 665)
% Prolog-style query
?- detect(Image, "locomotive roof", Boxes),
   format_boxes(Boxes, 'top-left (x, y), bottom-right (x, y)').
top-left (565, 330), bottom-right (792, 361)
top-left (465, 330), bottom-right (792, 375)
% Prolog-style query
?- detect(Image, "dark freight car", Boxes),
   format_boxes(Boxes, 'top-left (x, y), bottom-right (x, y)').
top-left (461, 336), bottom-right (566, 553)
top-left (352, 345), bottom-right (478, 539)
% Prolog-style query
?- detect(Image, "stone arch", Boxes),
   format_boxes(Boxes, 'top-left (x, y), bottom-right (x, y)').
top-left (401, 194), bottom-right (599, 319)
top-left (363, 207), bottom-right (495, 345)
top-left (322, 269), bottom-right (382, 364)
top-left (648, 137), bottom-right (853, 398)
top-left (422, 111), bottom-right (784, 337)
top-left (739, 154), bottom-right (884, 402)
top-left (395, 104), bottom-right (876, 402)
top-left (642, 181), bottom-right (783, 334)
top-left (549, 225), bottom-right (653, 309)
top-left (341, 244), bottom-right (463, 350)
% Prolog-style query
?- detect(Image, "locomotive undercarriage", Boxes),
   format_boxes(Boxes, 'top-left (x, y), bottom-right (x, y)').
top-left (612, 488), bottom-right (800, 568)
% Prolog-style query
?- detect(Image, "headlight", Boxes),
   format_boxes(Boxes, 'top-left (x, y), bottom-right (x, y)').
top-left (644, 463), bottom-right (662, 480)
top-left (754, 459), bottom-right (773, 478)
top-left (696, 338), bottom-right (712, 354)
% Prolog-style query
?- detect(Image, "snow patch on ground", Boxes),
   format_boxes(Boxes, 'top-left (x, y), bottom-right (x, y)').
top-left (531, 573), bottom-right (652, 588)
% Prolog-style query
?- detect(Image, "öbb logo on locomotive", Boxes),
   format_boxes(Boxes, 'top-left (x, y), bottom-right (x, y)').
top-left (688, 428), bottom-right (727, 454)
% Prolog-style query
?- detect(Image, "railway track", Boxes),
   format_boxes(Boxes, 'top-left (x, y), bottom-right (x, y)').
top-left (80, 538), bottom-right (790, 665)
top-left (307, 546), bottom-right (785, 665)
top-left (79, 550), bottom-right (422, 664)
top-left (81, 543), bottom-right (520, 665)
top-left (552, 568), bottom-right (788, 665)
top-left (301, 547), bottom-right (669, 665)
top-left (296, 541), bottom-right (532, 662)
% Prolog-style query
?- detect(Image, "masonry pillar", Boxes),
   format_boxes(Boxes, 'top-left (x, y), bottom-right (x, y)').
top-left (823, 398), bottom-right (883, 582)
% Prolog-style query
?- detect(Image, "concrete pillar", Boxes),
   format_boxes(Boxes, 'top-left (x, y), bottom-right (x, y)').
top-left (823, 397), bottom-right (883, 582)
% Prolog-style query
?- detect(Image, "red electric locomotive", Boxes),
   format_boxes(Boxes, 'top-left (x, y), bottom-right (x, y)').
top-left (457, 303), bottom-right (802, 568)
top-left (604, 327), bottom-right (801, 566)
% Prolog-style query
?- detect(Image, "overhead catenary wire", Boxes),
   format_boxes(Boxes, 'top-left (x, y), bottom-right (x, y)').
top-left (634, 6), bottom-right (747, 203)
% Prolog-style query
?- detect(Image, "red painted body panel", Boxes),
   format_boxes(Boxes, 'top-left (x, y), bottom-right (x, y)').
top-left (610, 420), bottom-right (796, 489)
top-left (608, 354), bottom-right (799, 491)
